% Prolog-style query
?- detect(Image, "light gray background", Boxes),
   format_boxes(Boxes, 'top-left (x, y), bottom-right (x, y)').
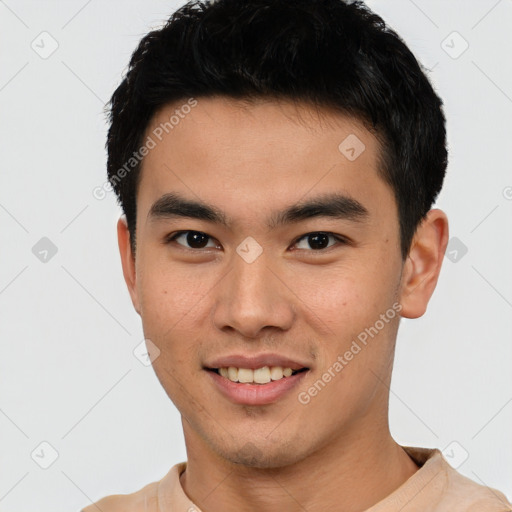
top-left (0, 1), bottom-right (511, 510)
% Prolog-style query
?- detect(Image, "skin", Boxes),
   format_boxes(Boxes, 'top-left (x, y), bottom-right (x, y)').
top-left (117, 96), bottom-right (449, 512)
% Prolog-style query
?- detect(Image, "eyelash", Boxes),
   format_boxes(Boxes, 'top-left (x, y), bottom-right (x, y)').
top-left (163, 230), bottom-right (349, 253)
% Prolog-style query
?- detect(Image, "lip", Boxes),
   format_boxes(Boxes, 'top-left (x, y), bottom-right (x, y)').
top-left (205, 353), bottom-right (310, 371)
top-left (206, 368), bottom-right (310, 405)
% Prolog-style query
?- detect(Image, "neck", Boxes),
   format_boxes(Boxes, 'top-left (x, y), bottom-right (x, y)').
top-left (179, 421), bottom-right (418, 512)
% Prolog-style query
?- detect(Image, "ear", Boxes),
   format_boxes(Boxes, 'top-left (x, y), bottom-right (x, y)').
top-left (117, 215), bottom-right (141, 315)
top-left (399, 209), bottom-right (449, 319)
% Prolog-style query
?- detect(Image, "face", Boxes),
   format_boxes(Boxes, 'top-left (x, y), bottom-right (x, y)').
top-left (118, 96), bottom-right (431, 468)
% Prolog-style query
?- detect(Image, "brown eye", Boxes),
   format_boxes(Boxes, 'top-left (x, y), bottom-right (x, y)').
top-left (294, 232), bottom-right (346, 251)
top-left (166, 231), bottom-right (218, 249)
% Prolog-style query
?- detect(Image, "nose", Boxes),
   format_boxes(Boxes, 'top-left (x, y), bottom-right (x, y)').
top-left (212, 247), bottom-right (296, 339)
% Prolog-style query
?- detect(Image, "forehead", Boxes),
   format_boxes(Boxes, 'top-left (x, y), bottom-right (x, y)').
top-left (143, 95), bottom-right (380, 161)
top-left (136, 96), bottom-right (393, 225)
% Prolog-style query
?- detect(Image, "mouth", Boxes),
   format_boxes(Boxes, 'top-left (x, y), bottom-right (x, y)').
top-left (204, 358), bottom-right (310, 405)
top-left (206, 366), bottom-right (309, 385)
top-left (203, 354), bottom-right (311, 405)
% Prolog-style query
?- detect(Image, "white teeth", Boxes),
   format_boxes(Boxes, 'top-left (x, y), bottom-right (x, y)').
top-left (217, 365), bottom-right (300, 384)
top-left (254, 366), bottom-right (271, 384)
top-left (238, 368), bottom-right (253, 383)
top-left (270, 366), bottom-right (283, 380)
top-left (227, 366), bottom-right (238, 382)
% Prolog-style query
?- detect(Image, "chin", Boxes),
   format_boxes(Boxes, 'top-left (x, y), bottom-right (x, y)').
top-left (215, 436), bottom-right (310, 469)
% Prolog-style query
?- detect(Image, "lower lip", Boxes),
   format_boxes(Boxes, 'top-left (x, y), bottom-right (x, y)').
top-left (206, 370), bottom-right (309, 405)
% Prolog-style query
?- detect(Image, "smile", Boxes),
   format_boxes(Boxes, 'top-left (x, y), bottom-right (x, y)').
top-left (210, 366), bottom-right (308, 384)
top-left (205, 366), bottom-right (310, 405)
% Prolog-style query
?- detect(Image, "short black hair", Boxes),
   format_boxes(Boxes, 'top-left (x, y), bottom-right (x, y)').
top-left (106, 0), bottom-right (448, 260)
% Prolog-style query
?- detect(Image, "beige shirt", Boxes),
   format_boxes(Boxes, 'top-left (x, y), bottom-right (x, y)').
top-left (82, 446), bottom-right (512, 511)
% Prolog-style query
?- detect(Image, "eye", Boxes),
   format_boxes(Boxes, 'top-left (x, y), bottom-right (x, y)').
top-left (293, 231), bottom-right (347, 251)
top-left (164, 230), bottom-right (348, 252)
top-left (165, 230), bottom-right (219, 250)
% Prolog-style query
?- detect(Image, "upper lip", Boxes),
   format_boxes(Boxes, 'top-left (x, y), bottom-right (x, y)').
top-left (205, 353), bottom-right (310, 371)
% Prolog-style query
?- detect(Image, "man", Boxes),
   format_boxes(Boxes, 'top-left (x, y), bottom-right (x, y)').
top-left (83, 0), bottom-right (512, 510)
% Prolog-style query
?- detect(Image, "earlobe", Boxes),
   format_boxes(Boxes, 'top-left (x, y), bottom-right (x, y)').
top-left (399, 209), bottom-right (449, 319)
top-left (117, 216), bottom-right (141, 315)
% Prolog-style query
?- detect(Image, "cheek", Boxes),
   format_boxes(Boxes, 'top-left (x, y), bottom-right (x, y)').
top-left (138, 257), bottom-right (213, 331)
top-left (291, 262), bottom-right (393, 329)
top-left (289, 259), bottom-right (401, 380)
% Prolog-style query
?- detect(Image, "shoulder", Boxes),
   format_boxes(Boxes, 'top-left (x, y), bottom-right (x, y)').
top-left (81, 480), bottom-right (159, 512)
top-left (80, 462), bottom-right (188, 512)
top-left (443, 468), bottom-right (512, 511)
top-left (402, 446), bottom-right (512, 511)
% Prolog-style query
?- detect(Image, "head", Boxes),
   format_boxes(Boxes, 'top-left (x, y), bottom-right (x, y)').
top-left (110, 0), bottom-right (449, 468)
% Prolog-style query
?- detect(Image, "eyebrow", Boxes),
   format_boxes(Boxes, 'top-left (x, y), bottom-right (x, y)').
top-left (147, 191), bottom-right (369, 229)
